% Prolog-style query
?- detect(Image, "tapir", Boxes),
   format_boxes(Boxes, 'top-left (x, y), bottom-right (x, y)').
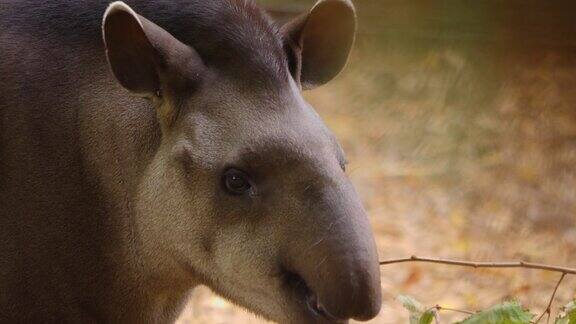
top-left (0, 0), bottom-right (382, 323)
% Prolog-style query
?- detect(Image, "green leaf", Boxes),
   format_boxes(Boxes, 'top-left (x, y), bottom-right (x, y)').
top-left (457, 301), bottom-right (533, 324)
top-left (397, 295), bottom-right (436, 324)
top-left (555, 300), bottom-right (576, 324)
top-left (398, 295), bottom-right (426, 313)
top-left (398, 295), bottom-right (426, 324)
top-left (419, 309), bottom-right (436, 324)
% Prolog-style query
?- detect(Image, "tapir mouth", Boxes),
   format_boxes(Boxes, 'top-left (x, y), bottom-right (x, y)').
top-left (283, 270), bottom-right (348, 323)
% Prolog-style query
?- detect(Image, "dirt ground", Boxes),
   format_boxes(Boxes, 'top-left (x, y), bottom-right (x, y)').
top-left (177, 2), bottom-right (576, 323)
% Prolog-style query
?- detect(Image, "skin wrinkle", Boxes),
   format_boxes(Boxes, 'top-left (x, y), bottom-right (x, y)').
top-left (314, 255), bottom-right (329, 272)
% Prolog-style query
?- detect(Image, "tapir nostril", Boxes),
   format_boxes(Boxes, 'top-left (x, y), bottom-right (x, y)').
top-left (282, 266), bottom-right (379, 321)
top-left (283, 270), bottom-right (310, 296)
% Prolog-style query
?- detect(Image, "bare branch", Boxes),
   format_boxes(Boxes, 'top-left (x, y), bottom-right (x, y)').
top-left (380, 256), bottom-right (576, 275)
top-left (535, 273), bottom-right (566, 323)
top-left (384, 256), bottom-right (575, 324)
top-left (435, 305), bottom-right (476, 315)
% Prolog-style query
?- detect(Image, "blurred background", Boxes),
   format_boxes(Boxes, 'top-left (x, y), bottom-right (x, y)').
top-left (179, 0), bottom-right (576, 322)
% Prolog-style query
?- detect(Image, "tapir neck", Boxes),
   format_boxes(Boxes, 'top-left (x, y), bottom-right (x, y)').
top-left (75, 65), bottom-right (196, 322)
top-left (0, 37), bottom-right (193, 321)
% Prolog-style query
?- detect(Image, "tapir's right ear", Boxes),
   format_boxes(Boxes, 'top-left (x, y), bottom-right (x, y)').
top-left (280, 0), bottom-right (357, 90)
top-left (102, 2), bottom-right (203, 98)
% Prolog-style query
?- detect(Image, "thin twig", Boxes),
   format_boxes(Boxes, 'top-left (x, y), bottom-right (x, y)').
top-left (380, 256), bottom-right (576, 275)
top-left (535, 273), bottom-right (566, 323)
top-left (435, 305), bottom-right (476, 315)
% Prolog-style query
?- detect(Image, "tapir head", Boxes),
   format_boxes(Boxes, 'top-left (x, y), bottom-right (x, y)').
top-left (102, 0), bottom-right (381, 322)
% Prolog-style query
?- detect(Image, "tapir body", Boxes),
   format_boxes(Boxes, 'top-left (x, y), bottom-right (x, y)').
top-left (0, 0), bottom-right (381, 323)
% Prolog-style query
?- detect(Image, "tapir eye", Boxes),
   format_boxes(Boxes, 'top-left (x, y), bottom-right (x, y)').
top-left (222, 168), bottom-right (252, 195)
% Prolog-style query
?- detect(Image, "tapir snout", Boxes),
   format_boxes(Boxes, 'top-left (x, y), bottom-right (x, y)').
top-left (285, 176), bottom-right (382, 322)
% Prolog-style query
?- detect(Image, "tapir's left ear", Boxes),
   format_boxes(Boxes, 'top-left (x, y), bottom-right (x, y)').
top-left (280, 0), bottom-right (356, 90)
top-left (102, 2), bottom-right (203, 98)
